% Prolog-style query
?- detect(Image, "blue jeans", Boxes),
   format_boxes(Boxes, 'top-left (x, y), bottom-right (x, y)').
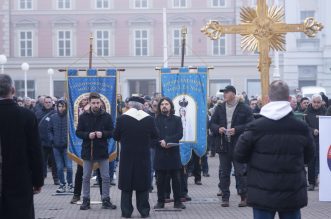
top-left (253, 208), bottom-right (301, 219)
top-left (53, 147), bottom-right (72, 185)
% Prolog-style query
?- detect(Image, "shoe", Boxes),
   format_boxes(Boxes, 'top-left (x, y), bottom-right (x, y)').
top-left (56, 184), bottom-right (66, 193)
top-left (307, 184), bottom-right (315, 191)
top-left (102, 197), bottom-right (117, 209)
top-left (217, 190), bottom-right (223, 197)
top-left (121, 214), bottom-right (131, 218)
top-left (184, 195), bottom-right (192, 201)
top-left (221, 200), bottom-right (229, 207)
top-left (238, 197), bottom-right (247, 207)
top-left (70, 195), bottom-right (80, 204)
top-left (110, 179), bottom-right (116, 186)
top-left (174, 202), bottom-right (186, 209)
top-left (80, 197), bottom-right (90, 210)
top-left (164, 198), bottom-right (173, 203)
top-left (154, 202), bottom-right (165, 209)
top-left (67, 184), bottom-right (74, 193)
top-left (195, 181), bottom-right (202, 185)
top-left (203, 173), bottom-right (210, 177)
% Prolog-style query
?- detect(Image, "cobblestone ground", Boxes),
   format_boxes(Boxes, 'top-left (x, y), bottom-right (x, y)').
top-left (35, 155), bottom-right (331, 219)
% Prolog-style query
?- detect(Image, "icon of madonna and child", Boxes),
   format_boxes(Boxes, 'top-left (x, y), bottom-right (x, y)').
top-left (173, 95), bottom-right (197, 142)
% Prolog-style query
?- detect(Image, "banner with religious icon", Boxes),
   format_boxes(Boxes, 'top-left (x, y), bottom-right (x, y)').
top-left (319, 116), bottom-right (331, 201)
top-left (67, 68), bottom-right (118, 165)
top-left (159, 66), bottom-right (209, 165)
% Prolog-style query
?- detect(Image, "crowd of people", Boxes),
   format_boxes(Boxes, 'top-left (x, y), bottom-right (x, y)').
top-left (1, 72), bottom-right (331, 219)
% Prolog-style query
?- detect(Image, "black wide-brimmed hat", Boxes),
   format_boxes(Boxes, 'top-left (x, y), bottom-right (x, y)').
top-left (128, 96), bottom-right (145, 104)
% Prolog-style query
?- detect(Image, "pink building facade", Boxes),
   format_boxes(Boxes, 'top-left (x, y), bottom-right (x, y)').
top-left (1, 0), bottom-right (330, 98)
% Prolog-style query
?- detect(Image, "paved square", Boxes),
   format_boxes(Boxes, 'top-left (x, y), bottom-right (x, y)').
top-left (35, 156), bottom-right (331, 219)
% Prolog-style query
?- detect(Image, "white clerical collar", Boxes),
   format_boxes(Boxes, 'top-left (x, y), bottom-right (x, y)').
top-left (124, 108), bottom-right (150, 121)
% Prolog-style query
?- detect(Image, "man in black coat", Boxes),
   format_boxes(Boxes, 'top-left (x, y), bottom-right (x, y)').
top-left (113, 96), bottom-right (158, 218)
top-left (234, 80), bottom-right (315, 219)
top-left (304, 94), bottom-right (326, 191)
top-left (210, 85), bottom-right (253, 207)
top-left (154, 97), bottom-right (186, 210)
top-left (76, 92), bottom-right (116, 210)
top-left (0, 74), bottom-right (44, 219)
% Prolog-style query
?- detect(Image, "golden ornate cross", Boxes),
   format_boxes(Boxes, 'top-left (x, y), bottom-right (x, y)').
top-left (201, 0), bottom-right (323, 104)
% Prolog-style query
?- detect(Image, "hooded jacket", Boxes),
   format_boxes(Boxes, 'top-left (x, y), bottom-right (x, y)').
top-left (48, 101), bottom-right (68, 148)
top-left (234, 101), bottom-right (315, 211)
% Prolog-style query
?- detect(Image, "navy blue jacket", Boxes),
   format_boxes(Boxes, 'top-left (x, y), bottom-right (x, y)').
top-left (48, 112), bottom-right (67, 148)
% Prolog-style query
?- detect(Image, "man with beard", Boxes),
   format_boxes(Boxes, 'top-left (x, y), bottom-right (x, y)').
top-left (305, 94), bottom-right (326, 191)
top-left (154, 97), bottom-right (186, 210)
top-left (113, 96), bottom-right (158, 218)
top-left (76, 92), bottom-right (116, 210)
top-left (0, 74), bottom-right (44, 219)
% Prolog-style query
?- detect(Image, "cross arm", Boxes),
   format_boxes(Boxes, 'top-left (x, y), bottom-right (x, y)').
top-left (201, 20), bottom-right (255, 40)
top-left (273, 17), bottom-right (323, 37)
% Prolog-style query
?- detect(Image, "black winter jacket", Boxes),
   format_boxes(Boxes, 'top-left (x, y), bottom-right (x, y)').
top-left (210, 101), bottom-right (253, 152)
top-left (76, 109), bottom-right (114, 160)
top-left (304, 105), bottom-right (326, 139)
top-left (48, 112), bottom-right (67, 148)
top-left (154, 114), bottom-right (183, 170)
top-left (234, 113), bottom-right (315, 211)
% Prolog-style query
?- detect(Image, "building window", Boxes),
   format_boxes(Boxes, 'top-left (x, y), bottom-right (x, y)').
top-left (134, 0), bottom-right (148, 8)
top-left (19, 0), bottom-right (32, 9)
top-left (247, 79), bottom-right (261, 98)
top-left (173, 29), bottom-right (181, 56)
top-left (212, 36), bottom-right (225, 56)
top-left (57, 30), bottom-right (71, 57)
top-left (298, 66), bottom-right (317, 88)
top-left (212, 0), bottom-right (225, 7)
top-left (14, 80), bottom-right (35, 98)
top-left (209, 79), bottom-right (231, 97)
top-left (57, 0), bottom-right (71, 9)
top-left (96, 0), bottom-right (110, 9)
top-left (134, 30), bottom-right (148, 56)
top-left (96, 30), bottom-right (110, 56)
top-left (173, 0), bottom-right (186, 8)
top-left (53, 81), bottom-right (66, 97)
top-left (128, 79), bottom-right (156, 96)
top-left (19, 31), bottom-right (33, 57)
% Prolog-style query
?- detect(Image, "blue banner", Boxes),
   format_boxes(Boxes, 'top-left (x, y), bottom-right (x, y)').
top-left (161, 67), bottom-right (208, 165)
top-left (67, 69), bottom-right (117, 165)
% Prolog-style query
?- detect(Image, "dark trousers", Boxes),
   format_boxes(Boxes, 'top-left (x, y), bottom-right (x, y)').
top-left (188, 152), bottom-right (201, 182)
top-left (73, 165), bottom-right (102, 197)
top-left (156, 169), bottom-right (181, 203)
top-left (201, 153), bottom-right (209, 174)
top-left (308, 140), bottom-right (319, 185)
top-left (164, 166), bottom-right (188, 198)
top-left (43, 147), bottom-right (58, 181)
top-left (208, 135), bottom-right (216, 156)
top-left (218, 148), bottom-right (247, 201)
top-left (121, 190), bottom-right (150, 217)
top-left (253, 208), bottom-right (301, 219)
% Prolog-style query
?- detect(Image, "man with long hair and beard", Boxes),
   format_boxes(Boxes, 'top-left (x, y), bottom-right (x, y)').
top-left (154, 97), bottom-right (186, 210)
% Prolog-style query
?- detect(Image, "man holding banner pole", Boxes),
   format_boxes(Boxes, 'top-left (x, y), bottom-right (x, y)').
top-left (76, 92), bottom-right (116, 211)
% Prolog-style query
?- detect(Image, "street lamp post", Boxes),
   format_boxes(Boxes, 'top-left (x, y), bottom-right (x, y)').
top-left (0, 54), bottom-right (7, 74)
top-left (21, 62), bottom-right (29, 97)
top-left (47, 68), bottom-right (54, 97)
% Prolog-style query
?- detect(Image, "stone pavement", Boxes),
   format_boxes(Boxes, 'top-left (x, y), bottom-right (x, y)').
top-left (35, 155), bottom-right (331, 219)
